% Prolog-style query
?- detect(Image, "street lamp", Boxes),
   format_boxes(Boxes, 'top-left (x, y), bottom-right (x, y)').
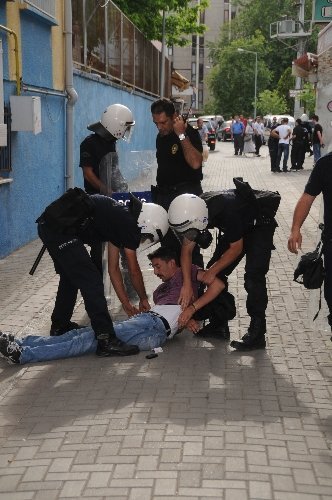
top-left (237, 48), bottom-right (258, 118)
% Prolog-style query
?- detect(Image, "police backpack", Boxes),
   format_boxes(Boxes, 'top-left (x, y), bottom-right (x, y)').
top-left (37, 187), bottom-right (95, 235)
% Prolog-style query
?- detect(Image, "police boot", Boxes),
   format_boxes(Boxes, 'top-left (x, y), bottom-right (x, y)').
top-left (197, 320), bottom-right (230, 340)
top-left (328, 314), bottom-right (332, 342)
top-left (96, 337), bottom-right (139, 357)
top-left (230, 317), bottom-right (266, 351)
top-left (50, 321), bottom-right (86, 336)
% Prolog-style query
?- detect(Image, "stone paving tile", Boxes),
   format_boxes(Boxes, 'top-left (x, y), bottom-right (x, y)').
top-left (0, 143), bottom-right (332, 499)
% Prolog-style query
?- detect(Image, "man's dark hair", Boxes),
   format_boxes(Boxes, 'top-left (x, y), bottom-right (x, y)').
top-left (312, 114), bottom-right (319, 121)
top-left (147, 246), bottom-right (179, 266)
top-left (151, 98), bottom-right (175, 117)
top-left (296, 118), bottom-right (302, 125)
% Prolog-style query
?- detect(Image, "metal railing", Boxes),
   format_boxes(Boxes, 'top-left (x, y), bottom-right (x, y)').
top-left (72, 0), bottom-right (170, 97)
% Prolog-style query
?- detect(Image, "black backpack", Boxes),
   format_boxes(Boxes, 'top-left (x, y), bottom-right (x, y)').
top-left (233, 177), bottom-right (281, 223)
top-left (37, 187), bottom-right (95, 235)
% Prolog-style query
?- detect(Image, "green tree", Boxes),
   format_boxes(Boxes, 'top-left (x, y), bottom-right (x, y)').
top-left (299, 82), bottom-right (316, 115)
top-left (112, 0), bottom-right (209, 46)
top-left (207, 32), bottom-right (272, 116)
top-left (208, 0), bottom-right (316, 113)
top-left (256, 90), bottom-right (288, 115)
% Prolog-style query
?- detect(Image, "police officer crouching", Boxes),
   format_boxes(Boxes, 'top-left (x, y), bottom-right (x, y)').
top-left (168, 180), bottom-right (280, 351)
top-left (37, 193), bottom-right (168, 357)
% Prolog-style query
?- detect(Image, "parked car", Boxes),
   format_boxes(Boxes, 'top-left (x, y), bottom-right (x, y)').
top-left (217, 120), bottom-right (233, 141)
top-left (187, 118), bottom-right (216, 151)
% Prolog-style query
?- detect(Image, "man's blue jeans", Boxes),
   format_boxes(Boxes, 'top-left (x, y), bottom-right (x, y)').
top-left (313, 143), bottom-right (321, 164)
top-left (18, 314), bottom-right (168, 364)
top-left (276, 143), bottom-right (289, 171)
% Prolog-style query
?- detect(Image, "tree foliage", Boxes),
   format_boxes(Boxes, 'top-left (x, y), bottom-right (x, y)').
top-left (299, 82), bottom-right (316, 115)
top-left (256, 90), bottom-right (288, 115)
top-left (208, 32), bottom-right (272, 116)
top-left (207, 0), bottom-right (315, 116)
top-left (112, 0), bottom-right (209, 46)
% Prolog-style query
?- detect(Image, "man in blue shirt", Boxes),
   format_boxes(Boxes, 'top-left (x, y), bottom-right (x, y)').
top-left (231, 115), bottom-right (245, 156)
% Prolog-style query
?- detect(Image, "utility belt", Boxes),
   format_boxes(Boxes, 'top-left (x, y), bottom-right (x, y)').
top-left (151, 181), bottom-right (202, 210)
top-left (147, 311), bottom-right (171, 336)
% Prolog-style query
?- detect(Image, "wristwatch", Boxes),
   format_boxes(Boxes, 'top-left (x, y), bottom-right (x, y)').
top-left (178, 133), bottom-right (186, 141)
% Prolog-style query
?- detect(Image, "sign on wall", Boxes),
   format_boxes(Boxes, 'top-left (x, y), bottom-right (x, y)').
top-left (313, 0), bottom-right (332, 22)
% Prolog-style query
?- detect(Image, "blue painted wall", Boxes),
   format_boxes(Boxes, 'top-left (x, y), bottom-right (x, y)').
top-left (0, 2), bottom-right (157, 258)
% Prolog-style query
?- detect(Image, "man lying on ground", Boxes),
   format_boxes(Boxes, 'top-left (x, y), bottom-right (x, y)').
top-left (0, 246), bottom-right (228, 365)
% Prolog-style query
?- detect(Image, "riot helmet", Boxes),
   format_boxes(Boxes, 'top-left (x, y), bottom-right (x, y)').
top-left (88, 104), bottom-right (135, 142)
top-left (136, 201), bottom-right (169, 252)
top-left (168, 194), bottom-right (212, 248)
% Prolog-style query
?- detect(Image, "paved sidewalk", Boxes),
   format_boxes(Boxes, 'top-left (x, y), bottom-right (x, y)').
top-left (0, 142), bottom-right (331, 500)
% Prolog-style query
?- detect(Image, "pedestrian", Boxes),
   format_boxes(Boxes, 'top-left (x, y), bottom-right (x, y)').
top-left (168, 182), bottom-right (280, 351)
top-left (267, 116), bottom-right (279, 172)
top-left (290, 118), bottom-right (307, 171)
top-left (37, 192), bottom-right (169, 357)
top-left (243, 119), bottom-right (256, 155)
top-left (271, 117), bottom-right (292, 172)
top-left (311, 114), bottom-right (324, 165)
top-left (197, 118), bottom-right (209, 163)
top-left (0, 247), bottom-right (226, 364)
top-left (300, 113), bottom-right (313, 157)
top-left (288, 152), bottom-right (332, 338)
top-left (150, 98), bottom-right (203, 265)
top-left (252, 116), bottom-right (265, 157)
top-left (231, 115), bottom-right (245, 155)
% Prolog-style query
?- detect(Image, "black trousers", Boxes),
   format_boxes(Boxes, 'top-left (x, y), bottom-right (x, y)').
top-left (38, 222), bottom-right (115, 338)
top-left (268, 144), bottom-right (278, 171)
top-left (254, 135), bottom-right (262, 155)
top-left (208, 224), bottom-right (276, 318)
top-left (323, 239), bottom-right (332, 316)
top-left (291, 142), bottom-right (306, 169)
top-left (233, 134), bottom-right (244, 154)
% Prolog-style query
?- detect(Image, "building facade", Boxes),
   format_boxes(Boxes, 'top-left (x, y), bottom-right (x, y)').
top-left (168, 0), bottom-right (238, 113)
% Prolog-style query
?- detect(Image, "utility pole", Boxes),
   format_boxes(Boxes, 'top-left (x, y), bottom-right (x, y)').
top-left (195, 0), bottom-right (200, 110)
top-left (294, 0), bottom-right (306, 117)
top-left (160, 9), bottom-right (166, 97)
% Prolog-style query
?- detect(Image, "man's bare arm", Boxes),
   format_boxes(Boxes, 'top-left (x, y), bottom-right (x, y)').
top-left (288, 193), bottom-right (316, 254)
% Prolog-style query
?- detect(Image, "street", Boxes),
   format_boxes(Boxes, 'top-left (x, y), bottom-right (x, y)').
top-left (0, 140), bottom-right (331, 500)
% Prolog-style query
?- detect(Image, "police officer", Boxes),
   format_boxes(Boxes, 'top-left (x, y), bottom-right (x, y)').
top-left (37, 194), bottom-right (168, 357)
top-left (168, 185), bottom-right (279, 351)
top-left (150, 98), bottom-right (203, 266)
top-left (80, 103), bottom-right (134, 274)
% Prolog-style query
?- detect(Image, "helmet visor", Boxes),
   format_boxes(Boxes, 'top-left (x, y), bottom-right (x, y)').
top-left (138, 233), bottom-right (156, 253)
top-left (122, 122), bottom-right (135, 142)
top-left (172, 228), bottom-right (201, 245)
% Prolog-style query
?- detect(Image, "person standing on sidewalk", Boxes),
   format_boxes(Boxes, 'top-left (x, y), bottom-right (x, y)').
top-left (80, 103), bottom-right (133, 283)
top-left (267, 116), bottom-right (279, 172)
top-left (311, 114), bottom-right (324, 166)
top-left (197, 118), bottom-right (209, 164)
top-left (150, 98), bottom-right (203, 266)
top-left (37, 193), bottom-right (169, 356)
top-left (253, 116), bottom-right (265, 157)
top-left (271, 117), bottom-right (291, 172)
top-left (288, 152), bottom-right (332, 339)
top-left (231, 115), bottom-right (245, 156)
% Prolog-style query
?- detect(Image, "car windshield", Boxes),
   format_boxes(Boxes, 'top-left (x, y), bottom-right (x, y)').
top-left (188, 119), bottom-right (213, 131)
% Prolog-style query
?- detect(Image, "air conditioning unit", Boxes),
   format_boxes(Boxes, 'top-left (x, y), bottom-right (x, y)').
top-left (278, 20), bottom-right (295, 34)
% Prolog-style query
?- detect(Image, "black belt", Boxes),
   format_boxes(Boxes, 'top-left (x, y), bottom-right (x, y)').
top-left (156, 181), bottom-right (202, 194)
top-left (147, 311), bottom-right (171, 336)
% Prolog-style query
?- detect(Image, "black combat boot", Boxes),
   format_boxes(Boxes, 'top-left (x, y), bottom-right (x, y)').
top-left (96, 337), bottom-right (139, 357)
top-left (197, 320), bottom-right (230, 340)
top-left (230, 317), bottom-right (266, 351)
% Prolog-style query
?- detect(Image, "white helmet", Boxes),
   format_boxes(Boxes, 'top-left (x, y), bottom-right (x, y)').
top-left (168, 194), bottom-right (209, 246)
top-left (137, 202), bottom-right (169, 252)
top-left (88, 104), bottom-right (135, 141)
top-left (300, 113), bottom-right (309, 122)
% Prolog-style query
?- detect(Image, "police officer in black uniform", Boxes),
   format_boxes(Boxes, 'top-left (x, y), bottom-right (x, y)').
top-left (80, 104), bottom-right (133, 273)
top-left (151, 98), bottom-right (203, 266)
top-left (37, 194), bottom-right (168, 356)
top-left (168, 184), bottom-right (280, 351)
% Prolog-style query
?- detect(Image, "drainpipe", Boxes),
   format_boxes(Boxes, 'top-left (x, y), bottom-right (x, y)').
top-left (0, 24), bottom-right (21, 95)
top-left (64, 0), bottom-right (78, 189)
